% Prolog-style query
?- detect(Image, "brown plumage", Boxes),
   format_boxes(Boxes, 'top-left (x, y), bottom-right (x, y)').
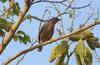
top-left (38, 17), bottom-right (60, 52)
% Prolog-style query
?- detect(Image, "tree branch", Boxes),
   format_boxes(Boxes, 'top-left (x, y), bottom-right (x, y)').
top-left (0, 0), bottom-right (31, 54)
top-left (2, 20), bottom-right (100, 65)
top-left (33, 0), bottom-right (68, 4)
top-left (25, 11), bottom-right (67, 22)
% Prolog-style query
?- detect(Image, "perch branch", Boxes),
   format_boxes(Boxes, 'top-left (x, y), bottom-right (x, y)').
top-left (2, 20), bottom-right (100, 65)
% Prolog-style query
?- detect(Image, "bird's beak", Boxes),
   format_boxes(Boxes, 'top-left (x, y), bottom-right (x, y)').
top-left (58, 18), bottom-right (61, 21)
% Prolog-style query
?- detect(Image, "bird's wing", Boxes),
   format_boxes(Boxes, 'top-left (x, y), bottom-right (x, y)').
top-left (38, 23), bottom-right (47, 43)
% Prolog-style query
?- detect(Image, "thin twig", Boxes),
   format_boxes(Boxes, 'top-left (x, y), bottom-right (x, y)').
top-left (52, 4), bottom-right (65, 35)
top-left (32, 0), bottom-right (68, 4)
top-left (66, 50), bottom-right (75, 65)
top-left (61, 0), bottom-right (92, 9)
top-left (25, 11), bottom-right (67, 22)
top-left (81, 10), bottom-right (94, 27)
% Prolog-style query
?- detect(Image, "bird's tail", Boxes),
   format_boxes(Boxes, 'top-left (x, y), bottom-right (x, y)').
top-left (38, 46), bottom-right (43, 52)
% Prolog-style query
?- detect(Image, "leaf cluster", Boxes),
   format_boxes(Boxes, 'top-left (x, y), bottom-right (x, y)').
top-left (49, 30), bottom-right (100, 65)
top-left (49, 40), bottom-right (69, 65)
top-left (69, 30), bottom-right (100, 50)
top-left (75, 39), bottom-right (93, 65)
top-left (0, 0), bottom-right (7, 3)
top-left (0, 18), bottom-right (31, 44)
top-left (13, 30), bottom-right (31, 44)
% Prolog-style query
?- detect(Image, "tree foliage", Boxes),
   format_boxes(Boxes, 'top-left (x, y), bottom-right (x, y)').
top-left (0, 0), bottom-right (100, 65)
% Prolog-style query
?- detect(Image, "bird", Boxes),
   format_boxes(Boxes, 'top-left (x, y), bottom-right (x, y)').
top-left (38, 17), bottom-right (60, 52)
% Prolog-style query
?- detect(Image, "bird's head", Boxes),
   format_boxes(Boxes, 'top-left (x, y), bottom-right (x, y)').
top-left (49, 17), bottom-right (60, 24)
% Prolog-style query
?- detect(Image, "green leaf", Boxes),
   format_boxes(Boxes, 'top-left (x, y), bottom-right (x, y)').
top-left (19, 34), bottom-right (31, 44)
top-left (69, 33), bottom-right (81, 41)
top-left (55, 53), bottom-right (66, 65)
top-left (13, 30), bottom-right (31, 44)
top-left (13, 34), bottom-right (19, 41)
top-left (69, 30), bottom-right (93, 41)
top-left (75, 39), bottom-right (93, 65)
top-left (0, 18), bottom-right (13, 31)
top-left (49, 40), bottom-right (68, 63)
top-left (24, 34), bottom-right (31, 43)
top-left (25, 14), bottom-right (32, 20)
top-left (17, 30), bottom-right (25, 35)
top-left (0, 18), bottom-right (8, 24)
top-left (84, 48), bottom-right (93, 65)
top-left (49, 44), bottom-right (59, 63)
top-left (89, 37), bottom-right (100, 48)
top-left (0, 0), bottom-right (7, 3)
top-left (86, 38), bottom-right (95, 50)
top-left (9, 2), bottom-right (20, 16)
top-left (25, 14), bottom-right (32, 22)
top-left (66, 8), bottom-right (74, 19)
top-left (75, 39), bottom-right (85, 65)
top-left (75, 52), bottom-right (82, 65)
top-left (19, 36), bottom-right (26, 43)
top-left (13, 3), bottom-right (20, 16)
top-left (60, 40), bottom-right (69, 49)
top-left (86, 37), bottom-right (100, 50)
top-left (16, 30), bottom-right (31, 44)
top-left (81, 30), bottom-right (93, 39)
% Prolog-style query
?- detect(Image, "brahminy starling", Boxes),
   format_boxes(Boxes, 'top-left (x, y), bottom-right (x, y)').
top-left (38, 17), bottom-right (60, 51)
